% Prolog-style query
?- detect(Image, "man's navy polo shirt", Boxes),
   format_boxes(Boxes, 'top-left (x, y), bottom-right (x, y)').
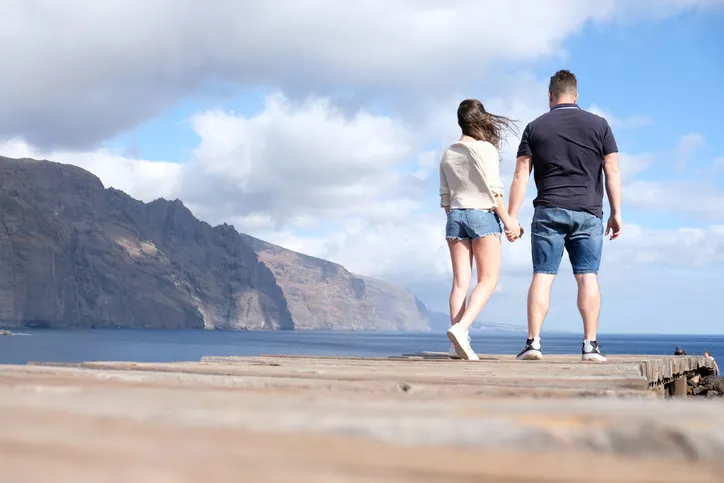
top-left (516, 103), bottom-right (618, 218)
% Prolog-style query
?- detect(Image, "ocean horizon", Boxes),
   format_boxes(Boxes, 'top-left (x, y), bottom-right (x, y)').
top-left (1, 329), bottom-right (722, 366)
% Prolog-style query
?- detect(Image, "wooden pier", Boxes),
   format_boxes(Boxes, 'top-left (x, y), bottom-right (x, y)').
top-left (0, 354), bottom-right (721, 482)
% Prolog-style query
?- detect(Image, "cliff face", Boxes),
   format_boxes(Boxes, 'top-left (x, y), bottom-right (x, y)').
top-left (243, 235), bottom-right (430, 331)
top-left (0, 156), bottom-right (430, 331)
top-left (0, 156), bottom-right (293, 330)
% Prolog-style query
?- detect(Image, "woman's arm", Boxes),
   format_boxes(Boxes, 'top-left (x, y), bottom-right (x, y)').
top-left (494, 193), bottom-right (520, 236)
top-left (477, 143), bottom-right (521, 237)
top-left (440, 163), bottom-right (451, 211)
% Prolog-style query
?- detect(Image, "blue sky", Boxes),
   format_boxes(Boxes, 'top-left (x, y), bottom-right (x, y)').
top-left (0, 1), bottom-right (722, 334)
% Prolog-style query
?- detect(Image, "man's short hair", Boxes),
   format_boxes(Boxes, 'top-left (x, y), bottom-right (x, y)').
top-left (549, 70), bottom-right (577, 100)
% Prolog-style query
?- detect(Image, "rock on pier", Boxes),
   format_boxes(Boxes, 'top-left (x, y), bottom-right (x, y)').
top-left (0, 354), bottom-right (720, 482)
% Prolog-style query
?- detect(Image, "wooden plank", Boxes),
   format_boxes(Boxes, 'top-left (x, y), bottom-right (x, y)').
top-left (0, 355), bottom-right (724, 483)
top-left (14, 354), bottom-right (713, 404)
top-left (1, 360), bottom-right (724, 482)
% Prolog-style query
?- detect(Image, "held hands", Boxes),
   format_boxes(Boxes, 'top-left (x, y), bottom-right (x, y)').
top-left (503, 214), bottom-right (621, 243)
top-left (504, 217), bottom-right (524, 242)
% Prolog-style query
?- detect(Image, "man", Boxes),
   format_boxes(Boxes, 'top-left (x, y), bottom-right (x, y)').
top-left (507, 70), bottom-right (622, 362)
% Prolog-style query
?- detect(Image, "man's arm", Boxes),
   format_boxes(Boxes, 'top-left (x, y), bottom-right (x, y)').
top-left (603, 152), bottom-right (622, 239)
top-left (508, 155), bottom-right (532, 219)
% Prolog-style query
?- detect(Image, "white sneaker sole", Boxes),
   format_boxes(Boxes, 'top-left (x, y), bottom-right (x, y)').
top-left (516, 350), bottom-right (543, 361)
top-left (582, 353), bottom-right (607, 362)
top-left (446, 330), bottom-right (478, 361)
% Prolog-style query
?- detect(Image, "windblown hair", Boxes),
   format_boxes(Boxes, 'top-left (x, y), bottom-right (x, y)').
top-left (549, 70), bottom-right (578, 101)
top-left (457, 99), bottom-right (518, 148)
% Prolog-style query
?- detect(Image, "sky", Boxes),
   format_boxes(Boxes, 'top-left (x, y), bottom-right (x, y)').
top-left (0, 0), bottom-right (723, 335)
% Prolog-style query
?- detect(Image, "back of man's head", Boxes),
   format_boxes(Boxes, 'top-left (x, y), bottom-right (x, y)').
top-left (549, 70), bottom-right (578, 104)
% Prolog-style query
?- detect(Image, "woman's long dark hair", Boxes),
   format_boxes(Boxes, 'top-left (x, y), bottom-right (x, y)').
top-left (457, 99), bottom-right (518, 148)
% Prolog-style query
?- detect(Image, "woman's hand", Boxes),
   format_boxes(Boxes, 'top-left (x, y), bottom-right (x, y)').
top-left (504, 218), bottom-right (523, 242)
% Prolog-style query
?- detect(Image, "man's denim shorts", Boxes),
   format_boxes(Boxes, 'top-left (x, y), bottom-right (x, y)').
top-left (531, 206), bottom-right (603, 275)
top-left (446, 209), bottom-right (502, 240)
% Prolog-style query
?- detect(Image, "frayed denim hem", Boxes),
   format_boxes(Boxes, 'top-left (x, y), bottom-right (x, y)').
top-left (472, 232), bottom-right (502, 240)
top-left (446, 232), bottom-right (501, 241)
top-left (573, 270), bottom-right (599, 275)
top-left (534, 270), bottom-right (558, 275)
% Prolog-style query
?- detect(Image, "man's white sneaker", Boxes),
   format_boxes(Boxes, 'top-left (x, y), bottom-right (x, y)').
top-left (516, 338), bottom-right (543, 361)
top-left (582, 340), bottom-right (607, 362)
top-left (446, 325), bottom-right (479, 361)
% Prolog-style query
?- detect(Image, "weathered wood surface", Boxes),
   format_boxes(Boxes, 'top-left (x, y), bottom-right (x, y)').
top-left (28, 353), bottom-right (711, 396)
top-left (1, 355), bottom-right (722, 482)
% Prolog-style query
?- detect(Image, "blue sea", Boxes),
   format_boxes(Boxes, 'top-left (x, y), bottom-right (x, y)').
top-left (0, 329), bottom-right (722, 365)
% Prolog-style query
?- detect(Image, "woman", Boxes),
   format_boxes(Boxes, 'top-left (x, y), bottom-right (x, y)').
top-left (704, 351), bottom-right (719, 375)
top-left (440, 99), bottom-right (521, 360)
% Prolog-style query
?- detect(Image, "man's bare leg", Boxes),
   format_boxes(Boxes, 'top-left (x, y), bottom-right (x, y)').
top-left (528, 274), bottom-right (555, 338)
top-left (575, 273), bottom-right (607, 361)
top-left (575, 274), bottom-right (600, 340)
top-left (517, 273), bottom-right (555, 360)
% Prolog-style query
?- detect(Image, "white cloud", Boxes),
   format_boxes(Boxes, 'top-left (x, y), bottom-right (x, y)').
top-left (674, 133), bottom-right (705, 171)
top-left (2, 93), bottom-right (429, 235)
top-left (0, 0), bottom-right (718, 148)
top-left (616, 136), bottom-right (724, 222)
top-left (0, 139), bottom-right (182, 202)
top-left (586, 104), bottom-right (653, 130)
top-left (606, 224), bottom-right (724, 267)
top-left (625, 179), bottom-right (724, 222)
top-left (181, 94), bottom-right (427, 229)
top-left (714, 157), bottom-right (724, 170)
top-left (619, 152), bottom-right (654, 180)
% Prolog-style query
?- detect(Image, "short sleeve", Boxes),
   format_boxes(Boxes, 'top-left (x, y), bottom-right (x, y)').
top-left (602, 120), bottom-right (618, 156)
top-left (516, 123), bottom-right (533, 158)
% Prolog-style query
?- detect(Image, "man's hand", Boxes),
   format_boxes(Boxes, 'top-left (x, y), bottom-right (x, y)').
top-left (606, 214), bottom-right (622, 240)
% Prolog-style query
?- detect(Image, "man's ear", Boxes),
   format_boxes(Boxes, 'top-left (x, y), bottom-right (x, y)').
top-left (573, 93), bottom-right (579, 103)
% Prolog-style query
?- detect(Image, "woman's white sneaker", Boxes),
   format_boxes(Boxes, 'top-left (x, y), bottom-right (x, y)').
top-left (446, 325), bottom-right (479, 361)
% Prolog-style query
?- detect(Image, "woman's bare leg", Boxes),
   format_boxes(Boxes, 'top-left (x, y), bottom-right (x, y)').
top-left (454, 235), bottom-right (501, 332)
top-left (447, 239), bottom-right (473, 326)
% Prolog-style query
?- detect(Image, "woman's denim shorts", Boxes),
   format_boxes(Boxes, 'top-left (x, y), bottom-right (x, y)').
top-left (445, 209), bottom-right (502, 240)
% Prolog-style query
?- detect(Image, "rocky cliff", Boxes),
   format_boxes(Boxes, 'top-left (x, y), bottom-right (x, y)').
top-left (0, 156), bottom-right (430, 331)
top-left (243, 235), bottom-right (430, 330)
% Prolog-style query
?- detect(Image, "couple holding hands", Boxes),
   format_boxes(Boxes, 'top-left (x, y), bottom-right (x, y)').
top-left (441, 70), bottom-right (622, 362)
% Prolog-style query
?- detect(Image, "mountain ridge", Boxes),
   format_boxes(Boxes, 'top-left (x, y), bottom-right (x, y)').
top-left (243, 234), bottom-right (429, 331)
top-left (0, 156), bottom-right (429, 331)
